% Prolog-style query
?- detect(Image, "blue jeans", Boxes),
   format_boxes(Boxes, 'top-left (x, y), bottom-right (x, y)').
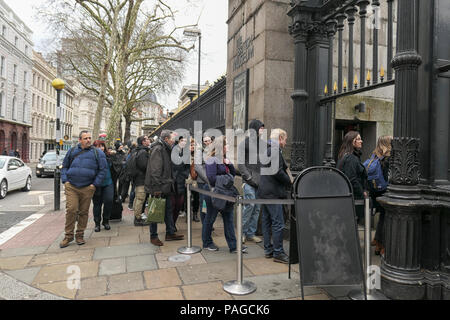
top-left (92, 183), bottom-right (114, 224)
top-left (261, 204), bottom-right (285, 257)
top-left (242, 183), bottom-right (261, 238)
top-left (198, 183), bottom-right (208, 224)
top-left (202, 193), bottom-right (237, 251)
top-left (149, 195), bottom-right (176, 239)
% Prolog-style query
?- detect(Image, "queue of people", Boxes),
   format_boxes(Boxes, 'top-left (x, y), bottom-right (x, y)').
top-left (58, 125), bottom-right (392, 264)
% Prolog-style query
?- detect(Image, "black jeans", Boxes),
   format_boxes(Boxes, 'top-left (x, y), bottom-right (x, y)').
top-left (92, 184), bottom-right (114, 225)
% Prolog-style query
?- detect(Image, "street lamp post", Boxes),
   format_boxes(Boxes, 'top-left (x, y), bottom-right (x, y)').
top-left (183, 28), bottom-right (202, 122)
top-left (52, 78), bottom-right (65, 211)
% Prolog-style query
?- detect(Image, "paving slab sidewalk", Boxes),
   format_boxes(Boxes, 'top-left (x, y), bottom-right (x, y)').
top-left (0, 200), bottom-right (332, 300)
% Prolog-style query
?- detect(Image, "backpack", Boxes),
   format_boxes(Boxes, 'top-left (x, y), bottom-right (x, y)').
top-left (363, 155), bottom-right (388, 192)
top-left (121, 148), bottom-right (140, 182)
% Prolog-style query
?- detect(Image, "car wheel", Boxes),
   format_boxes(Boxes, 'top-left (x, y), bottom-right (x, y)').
top-left (36, 173), bottom-right (42, 178)
top-left (22, 176), bottom-right (32, 192)
top-left (0, 179), bottom-right (7, 199)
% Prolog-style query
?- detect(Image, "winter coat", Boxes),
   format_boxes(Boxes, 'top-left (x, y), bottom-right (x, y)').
top-left (144, 139), bottom-right (174, 196)
top-left (172, 144), bottom-right (190, 194)
top-left (102, 156), bottom-right (114, 187)
top-left (337, 150), bottom-right (368, 200)
top-left (61, 144), bottom-right (107, 188)
top-left (237, 119), bottom-right (265, 188)
top-left (134, 145), bottom-right (150, 187)
top-left (205, 157), bottom-right (236, 187)
top-left (109, 150), bottom-right (126, 182)
top-left (257, 139), bottom-right (291, 199)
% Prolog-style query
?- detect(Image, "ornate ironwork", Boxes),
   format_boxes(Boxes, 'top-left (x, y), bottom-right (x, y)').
top-left (290, 141), bottom-right (306, 172)
top-left (389, 137), bottom-right (420, 185)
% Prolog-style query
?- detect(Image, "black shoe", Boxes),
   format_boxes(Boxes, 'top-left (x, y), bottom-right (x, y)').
top-left (134, 217), bottom-right (150, 226)
top-left (265, 252), bottom-right (273, 259)
top-left (94, 225), bottom-right (101, 232)
top-left (273, 253), bottom-right (289, 264)
top-left (102, 223), bottom-right (111, 230)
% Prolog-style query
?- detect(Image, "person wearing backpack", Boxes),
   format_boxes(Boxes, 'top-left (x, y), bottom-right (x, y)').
top-left (364, 135), bottom-right (392, 256)
top-left (336, 131), bottom-right (369, 224)
top-left (60, 130), bottom-right (107, 248)
top-left (92, 140), bottom-right (114, 232)
top-left (133, 135), bottom-right (152, 226)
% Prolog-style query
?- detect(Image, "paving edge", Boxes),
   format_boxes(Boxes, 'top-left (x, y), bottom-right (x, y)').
top-left (0, 271), bottom-right (67, 300)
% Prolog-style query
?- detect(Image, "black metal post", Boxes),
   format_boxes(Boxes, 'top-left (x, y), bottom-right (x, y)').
top-left (372, 0), bottom-right (380, 84)
top-left (336, 13), bottom-right (345, 94)
top-left (387, 0), bottom-right (394, 80)
top-left (346, 6), bottom-right (357, 91)
top-left (54, 89), bottom-right (61, 211)
top-left (357, 0), bottom-right (370, 88)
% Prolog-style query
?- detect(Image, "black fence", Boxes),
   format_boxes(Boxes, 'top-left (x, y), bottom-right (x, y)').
top-left (151, 76), bottom-right (226, 137)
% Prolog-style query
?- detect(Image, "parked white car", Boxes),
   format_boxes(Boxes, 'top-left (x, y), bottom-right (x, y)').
top-left (0, 156), bottom-right (32, 199)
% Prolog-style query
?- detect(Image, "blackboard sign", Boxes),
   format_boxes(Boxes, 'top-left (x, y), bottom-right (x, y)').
top-left (293, 167), bottom-right (365, 298)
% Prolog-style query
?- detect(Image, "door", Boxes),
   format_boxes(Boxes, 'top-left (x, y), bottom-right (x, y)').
top-left (6, 159), bottom-right (21, 190)
top-left (15, 159), bottom-right (28, 187)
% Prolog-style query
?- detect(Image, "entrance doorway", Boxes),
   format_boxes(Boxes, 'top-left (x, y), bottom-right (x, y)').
top-left (334, 120), bottom-right (377, 162)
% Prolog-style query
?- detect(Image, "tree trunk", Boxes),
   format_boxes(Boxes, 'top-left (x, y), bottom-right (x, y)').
top-left (124, 116), bottom-right (132, 144)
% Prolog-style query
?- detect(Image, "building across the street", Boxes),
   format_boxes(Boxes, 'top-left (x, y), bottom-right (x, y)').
top-left (30, 51), bottom-right (57, 162)
top-left (0, 0), bottom-right (33, 162)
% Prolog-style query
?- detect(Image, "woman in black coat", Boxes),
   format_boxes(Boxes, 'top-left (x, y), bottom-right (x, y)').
top-left (336, 131), bottom-right (368, 223)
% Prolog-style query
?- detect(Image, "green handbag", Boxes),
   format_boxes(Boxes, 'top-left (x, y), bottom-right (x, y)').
top-left (146, 197), bottom-right (166, 223)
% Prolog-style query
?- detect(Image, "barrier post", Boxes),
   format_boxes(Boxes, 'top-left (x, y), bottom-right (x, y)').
top-left (349, 196), bottom-right (387, 300)
top-left (223, 196), bottom-right (257, 295)
top-left (178, 184), bottom-right (202, 255)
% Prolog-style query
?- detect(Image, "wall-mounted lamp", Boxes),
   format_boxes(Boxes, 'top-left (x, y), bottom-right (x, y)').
top-left (355, 102), bottom-right (366, 113)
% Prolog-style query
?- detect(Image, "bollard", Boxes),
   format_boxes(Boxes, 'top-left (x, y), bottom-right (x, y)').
top-left (349, 196), bottom-right (387, 300)
top-left (54, 166), bottom-right (60, 211)
top-left (223, 196), bottom-right (257, 295)
top-left (178, 184), bottom-right (202, 255)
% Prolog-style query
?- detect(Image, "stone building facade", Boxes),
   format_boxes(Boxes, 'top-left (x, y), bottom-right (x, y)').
top-left (30, 51), bottom-right (57, 162)
top-left (226, 0), bottom-right (395, 161)
top-left (0, 0), bottom-right (33, 162)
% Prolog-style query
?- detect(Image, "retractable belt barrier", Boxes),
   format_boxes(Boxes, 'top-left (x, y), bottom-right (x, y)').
top-left (179, 184), bottom-right (295, 296)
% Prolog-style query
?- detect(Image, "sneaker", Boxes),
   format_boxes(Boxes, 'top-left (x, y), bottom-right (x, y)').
top-left (59, 237), bottom-right (74, 248)
top-left (273, 253), bottom-right (289, 264)
top-left (140, 213), bottom-right (148, 221)
top-left (179, 211), bottom-right (186, 217)
top-left (205, 243), bottom-right (219, 251)
top-left (128, 205), bottom-right (133, 210)
top-left (246, 236), bottom-right (262, 243)
top-left (151, 238), bottom-right (164, 246)
top-left (134, 217), bottom-right (150, 226)
top-left (265, 252), bottom-right (273, 259)
top-left (230, 246), bottom-right (248, 254)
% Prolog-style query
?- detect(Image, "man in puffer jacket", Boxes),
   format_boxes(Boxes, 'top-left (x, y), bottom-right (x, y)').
top-left (60, 130), bottom-right (107, 248)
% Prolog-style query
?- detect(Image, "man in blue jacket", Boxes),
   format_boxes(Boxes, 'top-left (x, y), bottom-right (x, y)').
top-left (60, 130), bottom-right (107, 248)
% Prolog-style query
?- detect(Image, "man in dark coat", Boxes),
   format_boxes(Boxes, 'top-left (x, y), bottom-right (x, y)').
top-left (238, 119), bottom-right (264, 244)
top-left (133, 136), bottom-right (151, 226)
top-left (257, 129), bottom-right (292, 264)
top-left (145, 130), bottom-right (184, 246)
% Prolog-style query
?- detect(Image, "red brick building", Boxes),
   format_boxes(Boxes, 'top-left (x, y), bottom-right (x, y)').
top-left (0, 120), bottom-right (30, 162)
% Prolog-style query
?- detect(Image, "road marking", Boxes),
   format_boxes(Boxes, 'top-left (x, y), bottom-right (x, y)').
top-left (39, 196), bottom-right (45, 205)
top-left (20, 205), bottom-right (45, 208)
top-left (0, 213), bottom-right (45, 246)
